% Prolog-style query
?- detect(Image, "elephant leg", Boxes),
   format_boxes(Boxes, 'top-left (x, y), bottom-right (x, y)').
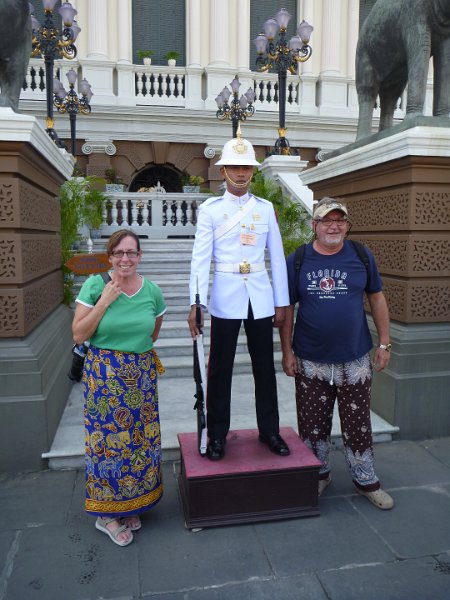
top-left (405, 32), bottom-right (431, 116)
top-left (355, 47), bottom-right (380, 139)
top-left (0, 51), bottom-right (28, 111)
top-left (432, 38), bottom-right (450, 117)
top-left (379, 74), bottom-right (407, 131)
top-left (357, 94), bottom-right (378, 139)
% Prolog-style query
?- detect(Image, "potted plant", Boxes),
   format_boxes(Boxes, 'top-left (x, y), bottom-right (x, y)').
top-left (59, 176), bottom-right (109, 304)
top-left (163, 51), bottom-right (180, 67)
top-left (182, 174), bottom-right (205, 193)
top-left (137, 50), bottom-right (154, 65)
top-left (104, 167), bottom-right (125, 192)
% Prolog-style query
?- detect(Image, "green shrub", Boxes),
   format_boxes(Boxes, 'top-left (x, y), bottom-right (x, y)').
top-left (59, 176), bottom-right (108, 305)
top-left (250, 170), bottom-right (313, 256)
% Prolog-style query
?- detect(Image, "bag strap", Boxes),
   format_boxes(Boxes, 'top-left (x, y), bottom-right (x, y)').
top-left (95, 272), bottom-right (111, 304)
top-left (213, 196), bottom-right (257, 240)
top-left (294, 244), bottom-right (306, 291)
top-left (289, 243), bottom-right (306, 304)
top-left (349, 240), bottom-right (371, 291)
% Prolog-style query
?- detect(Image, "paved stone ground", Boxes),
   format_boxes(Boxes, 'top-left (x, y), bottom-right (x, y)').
top-left (1, 438), bottom-right (450, 599)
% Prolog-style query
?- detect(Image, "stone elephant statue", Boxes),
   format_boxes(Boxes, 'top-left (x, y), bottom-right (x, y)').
top-left (355, 0), bottom-right (450, 139)
top-left (0, 0), bottom-right (31, 112)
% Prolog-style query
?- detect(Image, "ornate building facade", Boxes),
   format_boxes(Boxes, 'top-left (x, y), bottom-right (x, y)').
top-left (20, 0), bottom-right (433, 193)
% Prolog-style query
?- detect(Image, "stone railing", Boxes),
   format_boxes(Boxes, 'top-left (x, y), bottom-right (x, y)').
top-left (100, 192), bottom-right (210, 238)
top-left (20, 58), bottom-right (435, 118)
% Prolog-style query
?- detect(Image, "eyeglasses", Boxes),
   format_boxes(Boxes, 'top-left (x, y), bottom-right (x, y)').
top-left (111, 250), bottom-right (139, 258)
top-left (316, 218), bottom-right (349, 227)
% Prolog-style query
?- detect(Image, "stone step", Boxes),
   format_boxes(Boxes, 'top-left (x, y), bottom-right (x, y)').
top-left (157, 351), bottom-right (284, 378)
top-left (43, 373), bottom-right (399, 470)
top-left (158, 319), bottom-right (210, 338)
top-left (163, 306), bottom-right (193, 320)
top-left (156, 334), bottom-right (281, 358)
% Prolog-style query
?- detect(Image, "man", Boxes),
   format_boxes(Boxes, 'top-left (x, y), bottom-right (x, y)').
top-left (188, 129), bottom-right (290, 460)
top-left (280, 197), bottom-right (394, 509)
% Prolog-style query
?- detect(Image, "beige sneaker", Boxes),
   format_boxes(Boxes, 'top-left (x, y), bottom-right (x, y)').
top-left (356, 487), bottom-right (394, 510)
top-left (318, 475), bottom-right (331, 497)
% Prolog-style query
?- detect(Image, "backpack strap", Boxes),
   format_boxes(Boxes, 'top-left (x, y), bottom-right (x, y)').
top-left (349, 240), bottom-right (371, 291)
top-left (100, 272), bottom-right (111, 284)
top-left (289, 243), bottom-right (306, 304)
top-left (94, 272), bottom-right (111, 304)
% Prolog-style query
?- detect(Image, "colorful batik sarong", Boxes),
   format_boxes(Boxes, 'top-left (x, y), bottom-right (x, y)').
top-left (83, 346), bottom-right (164, 517)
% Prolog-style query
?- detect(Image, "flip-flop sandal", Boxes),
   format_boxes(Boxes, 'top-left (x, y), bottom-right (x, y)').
top-left (120, 516), bottom-right (142, 531)
top-left (95, 517), bottom-right (134, 547)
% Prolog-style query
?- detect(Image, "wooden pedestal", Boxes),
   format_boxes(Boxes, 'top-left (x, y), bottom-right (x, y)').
top-left (177, 427), bottom-right (321, 529)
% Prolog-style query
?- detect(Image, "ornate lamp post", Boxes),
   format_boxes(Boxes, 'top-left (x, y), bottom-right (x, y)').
top-left (254, 8), bottom-right (313, 155)
top-left (30, 0), bottom-right (80, 146)
top-left (54, 69), bottom-right (93, 156)
top-left (215, 76), bottom-right (256, 138)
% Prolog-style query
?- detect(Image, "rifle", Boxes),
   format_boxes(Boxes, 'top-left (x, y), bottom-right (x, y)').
top-left (193, 284), bottom-right (207, 455)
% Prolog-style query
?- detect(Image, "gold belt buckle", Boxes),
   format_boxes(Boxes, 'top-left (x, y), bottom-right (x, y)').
top-left (239, 260), bottom-right (251, 274)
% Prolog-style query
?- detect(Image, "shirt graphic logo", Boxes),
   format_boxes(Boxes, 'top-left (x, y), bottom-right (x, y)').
top-left (306, 268), bottom-right (348, 299)
top-left (319, 276), bottom-right (335, 292)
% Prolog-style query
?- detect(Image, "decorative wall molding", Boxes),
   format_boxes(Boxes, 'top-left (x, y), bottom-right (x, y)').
top-left (82, 140), bottom-right (117, 155)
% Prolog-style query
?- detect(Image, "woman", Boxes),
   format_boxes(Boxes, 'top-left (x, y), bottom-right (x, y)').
top-left (72, 229), bottom-right (166, 546)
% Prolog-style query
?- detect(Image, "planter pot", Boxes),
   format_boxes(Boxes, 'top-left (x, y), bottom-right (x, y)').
top-left (183, 185), bottom-right (200, 193)
top-left (143, 57), bottom-right (152, 65)
top-left (105, 184), bottom-right (125, 192)
top-left (168, 59), bottom-right (176, 67)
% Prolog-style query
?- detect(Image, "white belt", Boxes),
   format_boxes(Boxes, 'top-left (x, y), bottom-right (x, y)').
top-left (215, 261), bottom-right (266, 274)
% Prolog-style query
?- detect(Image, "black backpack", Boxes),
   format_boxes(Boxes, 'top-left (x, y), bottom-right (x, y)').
top-left (291, 240), bottom-right (371, 302)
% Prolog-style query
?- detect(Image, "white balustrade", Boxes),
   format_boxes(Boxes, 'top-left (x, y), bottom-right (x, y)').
top-left (101, 193), bottom-right (209, 238)
top-left (18, 58), bottom-right (434, 123)
top-left (134, 66), bottom-right (186, 107)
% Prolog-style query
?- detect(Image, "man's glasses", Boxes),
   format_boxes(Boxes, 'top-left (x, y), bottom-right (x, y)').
top-left (316, 218), bottom-right (348, 227)
top-left (111, 250), bottom-right (139, 258)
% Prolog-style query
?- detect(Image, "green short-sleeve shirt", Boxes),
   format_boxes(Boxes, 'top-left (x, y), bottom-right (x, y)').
top-left (76, 274), bottom-right (166, 354)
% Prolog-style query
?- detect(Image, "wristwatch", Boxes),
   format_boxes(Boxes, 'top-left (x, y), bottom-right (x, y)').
top-left (378, 343), bottom-right (392, 351)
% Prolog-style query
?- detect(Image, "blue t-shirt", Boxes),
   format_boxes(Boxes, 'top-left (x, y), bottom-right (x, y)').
top-left (286, 241), bottom-right (383, 363)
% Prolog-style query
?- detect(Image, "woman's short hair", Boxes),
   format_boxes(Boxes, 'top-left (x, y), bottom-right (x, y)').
top-left (106, 229), bottom-right (141, 255)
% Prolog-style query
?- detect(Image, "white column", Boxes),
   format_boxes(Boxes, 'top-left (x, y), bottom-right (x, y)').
top-left (87, 0), bottom-right (109, 59)
top-left (237, 0), bottom-right (250, 71)
top-left (299, 0), bottom-right (314, 75)
top-left (317, 0), bottom-right (349, 117)
top-left (347, 0), bottom-right (360, 116)
top-left (116, 0), bottom-right (132, 64)
top-left (347, 0), bottom-right (359, 77)
top-left (297, 0), bottom-right (317, 116)
top-left (320, 0), bottom-right (341, 75)
top-left (187, 0), bottom-right (202, 66)
top-left (70, 0), bottom-right (87, 59)
top-left (209, 0), bottom-right (230, 66)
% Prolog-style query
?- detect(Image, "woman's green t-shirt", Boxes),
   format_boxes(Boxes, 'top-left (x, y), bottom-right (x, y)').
top-left (76, 274), bottom-right (166, 354)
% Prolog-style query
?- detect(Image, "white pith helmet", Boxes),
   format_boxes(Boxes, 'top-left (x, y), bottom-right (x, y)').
top-left (215, 125), bottom-right (260, 167)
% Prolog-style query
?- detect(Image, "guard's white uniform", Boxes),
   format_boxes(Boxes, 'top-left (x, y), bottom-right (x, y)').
top-left (189, 190), bottom-right (289, 317)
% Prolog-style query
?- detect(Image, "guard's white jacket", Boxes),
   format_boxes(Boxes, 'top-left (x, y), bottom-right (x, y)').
top-left (189, 190), bottom-right (290, 319)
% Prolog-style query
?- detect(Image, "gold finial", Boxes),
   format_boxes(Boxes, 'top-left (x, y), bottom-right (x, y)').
top-left (233, 122), bottom-right (246, 154)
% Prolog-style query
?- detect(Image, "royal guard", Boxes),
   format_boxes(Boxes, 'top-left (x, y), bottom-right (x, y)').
top-left (187, 127), bottom-right (290, 460)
